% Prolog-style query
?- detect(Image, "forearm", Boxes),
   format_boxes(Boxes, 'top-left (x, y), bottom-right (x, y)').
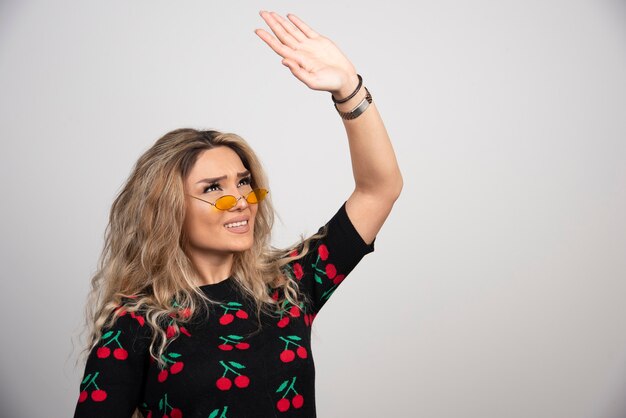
top-left (333, 75), bottom-right (403, 199)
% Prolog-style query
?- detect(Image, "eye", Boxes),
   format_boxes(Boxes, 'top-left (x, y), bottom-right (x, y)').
top-left (203, 183), bottom-right (220, 194)
top-left (239, 176), bottom-right (252, 187)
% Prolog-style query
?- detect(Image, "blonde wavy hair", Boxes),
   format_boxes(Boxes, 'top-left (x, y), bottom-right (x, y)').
top-left (79, 128), bottom-right (327, 382)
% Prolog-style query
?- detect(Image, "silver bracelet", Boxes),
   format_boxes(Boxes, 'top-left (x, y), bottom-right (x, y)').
top-left (334, 86), bottom-right (372, 120)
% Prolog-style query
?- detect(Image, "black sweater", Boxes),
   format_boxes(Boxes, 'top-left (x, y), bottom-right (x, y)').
top-left (74, 202), bottom-right (375, 417)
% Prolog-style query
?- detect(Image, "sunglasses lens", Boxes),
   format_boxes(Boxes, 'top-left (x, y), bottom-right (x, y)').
top-left (247, 189), bottom-right (268, 204)
top-left (215, 195), bottom-right (237, 210)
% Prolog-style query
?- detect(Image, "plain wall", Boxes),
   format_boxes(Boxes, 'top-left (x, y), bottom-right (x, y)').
top-left (1, 0), bottom-right (625, 417)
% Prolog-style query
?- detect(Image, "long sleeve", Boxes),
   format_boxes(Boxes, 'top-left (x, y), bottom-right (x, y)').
top-left (74, 308), bottom-right (151, 418)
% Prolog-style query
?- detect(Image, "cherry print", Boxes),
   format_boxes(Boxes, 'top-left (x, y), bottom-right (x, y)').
top-left (293, 263), bottom-right (304, 279)
top-left (208, 406), bottom-right (229, 418)
top-left (277, 317), bottom-right (290, 328)
top-left (280, 350), bottom-right (295, 363)
top-left (78, 390), bottom-right (88, 403)
top-left (289, 305), bottom-right (301, 317)
top-left (216, 377), bottom-right (232, 391)
top-left (218, 302), bottom-right (248, 325)
top-left (333, 274), bottom-right (346, 285)
top-left (166, 325), bottom-right (176, 339)
top-left (96, 347), bottom-right (110, 359)
top-left (304, 314), bottom-right (310, 326)
top-left (292, 394), bottom-right (304, 409)
top-left (296, 346), bottom-right (308, 359)
top-left (170, 362), bottom-right (184, 374)
top-left (91, 389), bottom-right (107, 402)
top-left (158, 352), bottom-right (184, 382)
top-left (276, 398), bottom-right (290, 412)
top-left (79, 372), bottom-right (109, 404)
top-left (318, 244), bottom-right (329, 260)
top-left (180, 327), bottom-right (191, 337)
top-left (218, 334), bottom-right (250, 351)
top-left (289, 249), bottom-right (299, 258)
top-left (216, 360), bottom-right (249, 391)
top-left (97, 330), bottom-right (127, 361)
top-left (278, 335), bottom-right (306, 363)
top-left (113, 348), bottom-right (128, 360)
top-left (157, 393), bottom-right (183, 418)
top-left (219, 313), bottom-right (234, 325)
top-left (234, 375), bottom-right (250, 388)
top-left (325, 263), bottom-right (337, 279)
top-left (275, 376), bottom-right (303, 413)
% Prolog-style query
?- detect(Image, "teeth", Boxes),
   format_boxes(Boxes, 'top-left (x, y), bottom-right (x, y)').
top-left (225, 220), bottom-right (248, 228)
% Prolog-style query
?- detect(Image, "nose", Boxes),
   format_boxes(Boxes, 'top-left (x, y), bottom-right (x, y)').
top-left (230, 192), bottom-right (249, 211)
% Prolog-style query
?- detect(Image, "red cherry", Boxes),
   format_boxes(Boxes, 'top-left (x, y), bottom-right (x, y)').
top-left (180, 307), bottom-right (192, 318)
top-left (113, 348), bottom-right (128, 360)
top-left (235, 342), bottom-right (250, 350)
top-left (292, 394), bottom-right (304, 408)
top-left (280, 349), bottom-right (295, 363)
top-left (235, 309), bottom-right (248, 319)
top-left (276, 398), bottom-right (290, 412)
top-left (325, 263), bottom-right (337, 279)
top-left (289, 249), bottom-right (299, 258)
top-left (216, 377), bottom-right (232, 391)
top-left (78, 390), bottom-right (88, 403)
top-left (271, 290), bottom-right (279, 301)
top-left (318, 244), bottom-right (329, 260)
top-left (96, 346), bottom-right (110, 358)
top-left (234, 374), bottom-right (250, 388)
top-left (146, 412), bottom-right (152, 418)
top-left (116, 307), bottom-right (127, 317)
top-left (170, 408), bottom-right (183, 418)
top-left (158, 369), bottom-right (168, 382)
top-left (180, 327), bottom-right (191, 337)
top-left (289, 305), bottom-right (301, 317)
top-left (277, 317), bottom-right (290, 328)
top-left (333, 274), bottom-right (345, 285)
top-left (166, 325), bottom-right (176, 339)
top-left (219, 313), bottom-right (234, 325)
top-left (170, 361), bottom-right (184, 374)
top-left (135, 315), bottom-right (145, 326)
top-left (293, 263), bottom-right (304, 279)
top-left (296, 346), bottom-right (308, 359)
top-left (304, 314), bottom-right (310, 326)
top-left (91, 389), bottom-right (107, 402)
top-left (218, 344), bottom-right (233, 351)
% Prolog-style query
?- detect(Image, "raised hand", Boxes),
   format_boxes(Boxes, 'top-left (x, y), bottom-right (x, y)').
top-left (254, 11), bottom-right (359, 98)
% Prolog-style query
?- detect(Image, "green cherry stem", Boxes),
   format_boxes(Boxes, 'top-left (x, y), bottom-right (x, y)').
top-left (219, 360), bottom-right (241, 376)
top-left (84, 372), bottom-right (100, 390)
top-left (279, 336), bottom-right (301, 348)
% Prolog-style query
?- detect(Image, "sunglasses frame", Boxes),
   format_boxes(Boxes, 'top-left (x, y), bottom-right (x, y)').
top-left (186, 188), bottom-right (269, 211)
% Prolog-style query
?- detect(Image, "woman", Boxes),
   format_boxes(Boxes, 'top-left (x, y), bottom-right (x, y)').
top-left (74, 10), bottom-right (402, 418)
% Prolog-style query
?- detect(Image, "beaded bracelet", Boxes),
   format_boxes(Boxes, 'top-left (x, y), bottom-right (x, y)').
top-left (331, 74), bottom-right (363, 104)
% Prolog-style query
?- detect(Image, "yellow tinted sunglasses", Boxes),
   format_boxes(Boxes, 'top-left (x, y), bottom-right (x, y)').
top-left (187, 188), bottom-right (269, 211)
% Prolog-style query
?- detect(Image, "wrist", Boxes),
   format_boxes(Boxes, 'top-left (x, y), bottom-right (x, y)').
top-left (331, 73), bottom-right (360, 100)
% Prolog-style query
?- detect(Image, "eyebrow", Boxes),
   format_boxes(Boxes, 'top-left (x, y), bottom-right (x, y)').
top-left (195, 170), bottom-right (251, 184)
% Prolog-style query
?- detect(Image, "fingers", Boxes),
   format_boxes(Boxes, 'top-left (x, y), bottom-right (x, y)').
top-left (258, 11), bottom-right (300, 50)
top-left (254, 28), bottom-right (292, 59)
top-left (286, 13), bottom-right (319, 39)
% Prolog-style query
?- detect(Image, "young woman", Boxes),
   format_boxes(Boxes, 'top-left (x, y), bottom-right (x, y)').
top-left (74, 11), bottom-right (402, 418)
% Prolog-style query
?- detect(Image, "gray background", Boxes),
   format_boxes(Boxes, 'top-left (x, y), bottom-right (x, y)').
top-left (1, 0), bottom-right (625, 417)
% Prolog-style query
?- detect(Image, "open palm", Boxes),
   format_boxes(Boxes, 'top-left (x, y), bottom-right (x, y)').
top-left (255, 11), bottom-right (357, 95)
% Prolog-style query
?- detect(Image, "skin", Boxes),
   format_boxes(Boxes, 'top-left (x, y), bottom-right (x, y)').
top-left (255, 11), bottom-right (403, 246)
top-left (183, 146), bottom-right (258, 285)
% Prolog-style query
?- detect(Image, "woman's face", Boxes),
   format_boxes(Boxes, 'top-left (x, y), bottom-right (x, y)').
top-left (183, 146), bottom-right (258, 258)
